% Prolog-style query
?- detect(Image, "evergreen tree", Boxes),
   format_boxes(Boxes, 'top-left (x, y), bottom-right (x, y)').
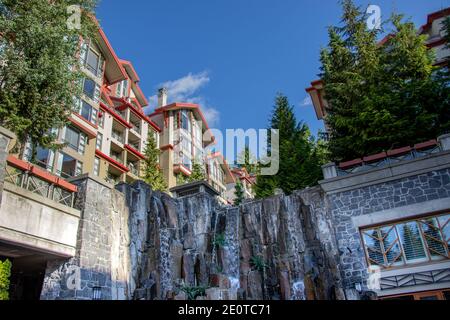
top-left (234, 181), bottom-right (245, 206)
top-left (236, 146), bottom-right (258, 175)
top-left (321, 0), bottom-right (450, 161)
top-left (254, 94), bottom-right (324, 198)
top-left (143, 133), bottom-right (167, 192)
top-left (188, 162), bottom-right (206, 183)
top-left (0, 0), bottom-right (97, 159)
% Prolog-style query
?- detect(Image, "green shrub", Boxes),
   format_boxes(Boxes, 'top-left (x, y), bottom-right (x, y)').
top-left (212, 233), bottom-right (227, 248)
top-left (0, 259), bottom-right (12, 301)
top-left (180, 285), bottom-right (207, 300)
top-left (250, 255), bottom-right (267, 272)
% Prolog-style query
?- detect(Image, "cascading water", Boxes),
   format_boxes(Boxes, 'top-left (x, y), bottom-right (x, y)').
top-left (292, 281), bottom-right (306, 300)
top-left (223, 207), bottom-right (241, 294)
top-left (153, 195), bottom-right (173, 299)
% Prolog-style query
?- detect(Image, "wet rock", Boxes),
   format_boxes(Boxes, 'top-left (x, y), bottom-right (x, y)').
top-left (247, 271), bottom-right (263, 300)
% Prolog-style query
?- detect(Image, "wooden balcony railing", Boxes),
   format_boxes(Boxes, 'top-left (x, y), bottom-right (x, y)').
top-left (4, 156), bottom-right (78, 208)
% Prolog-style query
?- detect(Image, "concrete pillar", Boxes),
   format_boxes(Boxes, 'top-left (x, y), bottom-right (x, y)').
top-left (438, 133), bottom-right (450, 151)
top-left (322, 162), bottom-right (338, 179)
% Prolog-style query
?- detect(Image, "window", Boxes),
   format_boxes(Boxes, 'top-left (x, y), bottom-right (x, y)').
top-left (35, 147), bottom-right (55, 172)
top-left (122, 80), bottom-right (128, 97)
top-left (80, 41), bottom-right (104, 78)
top-left (361, 213), bottom-right (450, 269)
top-left (194, 122), bottom-right (202, 146)
top-left (182, 154), bottom-right (192, 170)
top-left (64, 126), bottom-right (87, 155)
top-left (83, 78), bottom-right (100, 103)
top-left (80, 101), bottom-right (98, 125)
top-left (181, 136), bottom-right (192, 156)
top-left (94, 157), bottom-right (100, 176)
top-left (96, 133), bottom-right (103, 150)
top-left (181, 110), bottom-right (191, 132)
top-left (57, 153), bottom-right (82, 178)
top-left (116, 80), bottom-right (128, 98)
top-left (98, 111), bottom-right (105, 128)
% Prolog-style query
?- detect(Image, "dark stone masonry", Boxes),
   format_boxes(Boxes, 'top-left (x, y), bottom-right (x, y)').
top-left (1, 127), bottom-right (448, 300)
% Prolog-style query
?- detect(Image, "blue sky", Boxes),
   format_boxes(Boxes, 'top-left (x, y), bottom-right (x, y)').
top-left (96, 0), bottom-right (450, 138)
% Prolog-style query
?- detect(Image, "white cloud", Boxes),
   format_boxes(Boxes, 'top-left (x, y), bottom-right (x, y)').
top-left (300, 96), bottom-right (313, 107)
top-left (147, 71), bottom-right (220, 127)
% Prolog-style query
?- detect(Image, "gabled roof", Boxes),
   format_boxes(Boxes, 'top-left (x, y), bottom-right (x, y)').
top-left (152, 103), bottom-right (216, 145)
top-left (419, 7), bottom-right (450, 34)
top-left (110, 96), bottom-right (161, 132)
top-left (119, 59), bottom-right (148, 107)
top-left (91, 17), bottom-right (128, 85)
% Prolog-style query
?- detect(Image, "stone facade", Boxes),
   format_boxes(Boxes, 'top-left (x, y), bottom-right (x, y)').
top-left (1, 126), bottom-right (449, 300)
top-left (328, 168), bottom-right (450, 295)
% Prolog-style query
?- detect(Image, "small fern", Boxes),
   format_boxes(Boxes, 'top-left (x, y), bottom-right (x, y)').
top-left (250, 255), bottom-right (267, 272)
top-left (212, 233), bottom-right (227, 248)
top-left (180, 285), bottom-right (207, 300)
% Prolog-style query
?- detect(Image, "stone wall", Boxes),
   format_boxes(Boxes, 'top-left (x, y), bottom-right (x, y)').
top-left (37, 151), bottom-right (450, 300)
top-left (41, 176), bottom-right (123, 300)
top-left (329, 168), bottom-right (450, 296)
top-left (38, 176), bottom-right (345, 300)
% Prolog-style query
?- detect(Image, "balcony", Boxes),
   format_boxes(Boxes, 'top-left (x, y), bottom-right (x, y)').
top-left (111, 129), bottom-right (125, 145)
top-left (130, 123), bottom-right (141, 136)
top-left (0, 156), bottom-right (81, 258)
top-left (4, 156), bottom-right (78, 208)
top-left (127, 162), bottom-right (139, 176)
top-left (110, 151), bottom-right (124, 165)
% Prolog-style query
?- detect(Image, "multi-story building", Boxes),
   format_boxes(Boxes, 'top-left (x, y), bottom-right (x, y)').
top-left (419, 7), bottom-right (450, 67)
top-left (206, 152), bottom-right (235, 204)
top-left (306, 7), bottom-right (450, 133)
top-left (225, 167), bottom-right (256, 204)
top-left (20, 20), bottom-right (160, 186)
top-left (96, 60), bottom-right (161, 185)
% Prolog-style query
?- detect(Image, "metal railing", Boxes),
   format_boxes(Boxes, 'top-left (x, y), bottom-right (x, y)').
top-left (337, 145), bottom-right (443, 176)
top-left (127, 163), bottom-right (139, 176)
top-left (111, 130), bottom-right (125, 144)
top-left (130, 123), bottom-right (141, 135)
top-left (4, 165), bottom-right (77, 208)
top-left (380, 268), bottom-right (450, 291)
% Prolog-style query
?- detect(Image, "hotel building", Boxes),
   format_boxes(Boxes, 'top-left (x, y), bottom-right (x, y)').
top-left (20, 20), bottom-right (160, 186)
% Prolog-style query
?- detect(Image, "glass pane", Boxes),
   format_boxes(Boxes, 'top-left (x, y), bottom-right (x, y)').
top-left (60, 154), bottom-right (77, 178)
top-left (397, 222), bottom-right (427, 262)
top-left (363, 230), bottom-right (385, 266)
top-left (380, 226), bottom-right (403, 265)
top-left (437, 215), bottom-right (450, 247)
top-left (86, 49), bottom-right (99, 76)
top-left (81, 101), bottom-right (93, 122)
top-left (83, 78), bottom-right (96, 100)
top-left (420, 218), bottom-right (447, 258)
top-left (122, 80), bottom-right (128, 97)
top-left (64, 127), bottom-right (80, 151)
top-left (36, 147), bottom-right (50, 169)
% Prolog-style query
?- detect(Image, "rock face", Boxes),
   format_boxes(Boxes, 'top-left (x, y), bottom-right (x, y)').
top-left (117, 182), bottom-right (343, 300)
top-left (40, 178), bottom-right (344, 300)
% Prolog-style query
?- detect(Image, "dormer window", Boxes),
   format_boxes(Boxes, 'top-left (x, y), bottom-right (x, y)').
top-left (80, 40), bottom-right (104, 78)
top-left (116, 80), bottom-right (128, 98)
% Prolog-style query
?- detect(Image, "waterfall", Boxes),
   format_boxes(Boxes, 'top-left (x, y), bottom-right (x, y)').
top-left (153, 195), bottom-right (173, 299)
top-left (292, 281), bottom-right (306, 300)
